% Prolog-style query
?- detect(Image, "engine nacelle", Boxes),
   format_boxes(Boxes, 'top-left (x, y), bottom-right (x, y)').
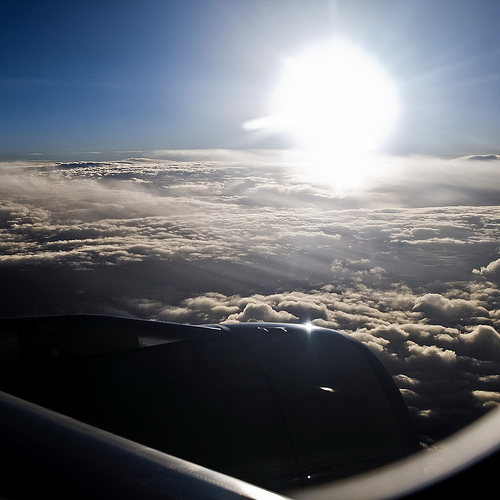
top-left (0, 315), bottom-right (418, 494)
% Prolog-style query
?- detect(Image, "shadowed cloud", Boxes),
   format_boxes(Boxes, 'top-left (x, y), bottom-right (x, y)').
top-left (1, 153), bottom-right (500, 445)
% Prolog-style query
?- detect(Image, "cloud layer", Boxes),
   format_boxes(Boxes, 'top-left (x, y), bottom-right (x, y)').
top-left (1, 152), bottom-right (500, 445)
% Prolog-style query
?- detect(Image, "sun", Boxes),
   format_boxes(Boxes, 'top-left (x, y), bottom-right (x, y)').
top-left (242, 40), bottom-right (400, 192)
top-left (270, 40), bottom-right (400, 152)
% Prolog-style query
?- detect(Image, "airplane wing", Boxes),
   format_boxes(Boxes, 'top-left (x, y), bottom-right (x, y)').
top-left (0, 388), bottom-right (286, 499)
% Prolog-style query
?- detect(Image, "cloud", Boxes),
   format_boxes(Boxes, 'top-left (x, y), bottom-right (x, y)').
top-left (459, 325), bottom-right (500, 361)
top-left (228, 302), bottom-right (298, 322)
top-left (472, 390), bottom-right (500, 410)
top-left (460, 154), bottom-right (500, 161)
top-left (413, 294), bottom-right (489, 324)
top-left (1, 155), bottom-right (500, 446)
top-left (474, 258), bottom-right (500, 282)
top-left (136, 283), bottom-right (500, 445)
top-left (404, 342), bottom-right (457, 372)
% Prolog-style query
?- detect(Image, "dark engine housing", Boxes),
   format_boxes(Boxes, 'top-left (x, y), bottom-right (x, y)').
top-left (0, 315), bottom-right (418, 495)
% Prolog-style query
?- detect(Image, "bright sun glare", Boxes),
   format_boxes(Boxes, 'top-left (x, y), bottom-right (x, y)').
top-left (272, 40), bottom-right (400, 152)
top-left (244, 40), bottom-right (400, 192)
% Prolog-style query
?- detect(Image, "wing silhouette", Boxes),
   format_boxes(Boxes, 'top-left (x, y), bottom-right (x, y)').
top-left (0, 314), bottom-right (424, 498)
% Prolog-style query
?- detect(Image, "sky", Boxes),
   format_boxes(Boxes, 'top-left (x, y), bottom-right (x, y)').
top-left (2, 0), bottom-right (500, 158)
top-left (2, 0), bottom-right (500, 459)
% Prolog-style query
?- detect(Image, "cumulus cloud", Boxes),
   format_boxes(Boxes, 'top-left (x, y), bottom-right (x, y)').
top-left (228, 302), bottom-right (298, 322)
top-left (122, 282), bottom-right (500, 445)
top-left (404, 342), bottom-right (457, 372)
top-left (413, 294), bottom-right (489, 324)
top-left (1, 154), bottom-right (500, 446)
top-left (474, 258), bottom-right (500, 282)
top-left (460, 325), bottom-right (500, 361)
top-left (472, 390), bottom-right (500, 410)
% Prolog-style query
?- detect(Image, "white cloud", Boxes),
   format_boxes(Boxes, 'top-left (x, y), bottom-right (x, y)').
top-left (474, 258), bottom-right (500, 282)
top-left (2, 155), bottom-right (500, 446)
top-left (413, 294), bottom-right (489, 323)
top-left (144, 284), bottom-right (500, 445)
top-left (460, 325), bottom-right (500, 361)
top-left (227, 302), bottom-right (298, 323)
top-left (404, 342), bottom-right (457, 371)
top-left (472, 390), bottom-right (500, 410)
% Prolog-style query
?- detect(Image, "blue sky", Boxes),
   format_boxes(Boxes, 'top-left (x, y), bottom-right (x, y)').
top-left (2, 0), bottom-right (500, 159)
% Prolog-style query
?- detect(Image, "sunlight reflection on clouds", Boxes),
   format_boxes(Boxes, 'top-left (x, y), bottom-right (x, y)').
top-left (1, 154), bottom-right (500, 445)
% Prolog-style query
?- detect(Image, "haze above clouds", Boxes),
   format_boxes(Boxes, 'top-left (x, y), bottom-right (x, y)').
top-left (1, 153), bottom-right (500, 445)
